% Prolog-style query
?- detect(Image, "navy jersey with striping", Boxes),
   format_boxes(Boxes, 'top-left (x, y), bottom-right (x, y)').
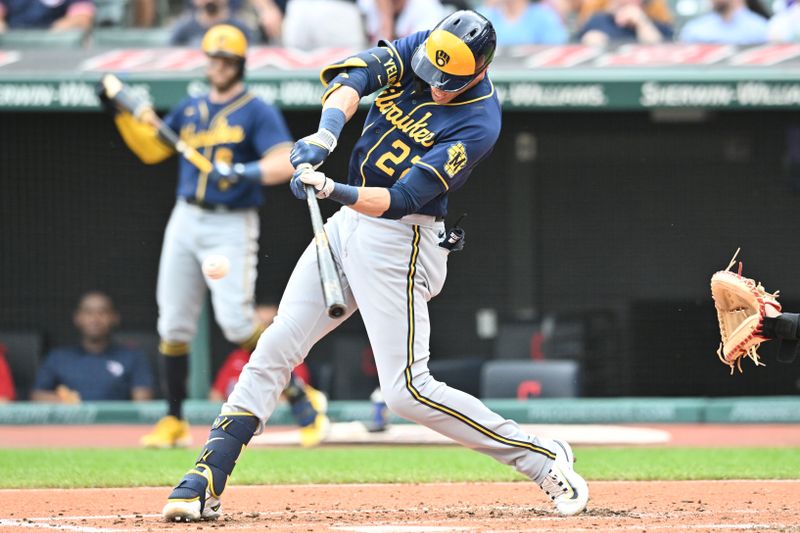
top-left (164, 90), bottom-right (293, 208)
top-left (348, 31), bottom-right (502, 218)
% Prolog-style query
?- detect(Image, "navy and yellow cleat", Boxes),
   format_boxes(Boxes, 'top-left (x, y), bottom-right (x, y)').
top-left (538, 439), bottom-right (589, 516)
top-left (162, 464), bottom-right (221, 522)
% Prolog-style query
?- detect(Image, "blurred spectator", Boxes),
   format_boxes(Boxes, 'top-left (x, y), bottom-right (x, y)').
top-left (577, 0), bottom-right (673, 45)
top-left (768, 0), bottom-right (800, 42)
top-left (578, 0), bottom-right (672, 26)
top-left (248, 0), bottom-right (285, 42)
top-left (0, 0), bottom-right (95, 32)
top-left (359, 0), bottom-right (447, 42)
top-left (132, 0), bottom-right (157, 27)
top-left (0, 344), bottom-right (16, 403)
top-left (545, 0), bottom-right (583, 25)
top-left (171, 0), bottom-right (254, 46)
top-left (31, 291), bottom-right (154, 403)
top-left (480, 0), bottom-right (568, 45)
top-left (679, 0), bottom-right (768, 44)
top-left (282, 0), bottom-right (368, 49)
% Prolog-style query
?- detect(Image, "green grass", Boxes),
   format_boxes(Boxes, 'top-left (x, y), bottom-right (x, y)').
top-left (3, 447), bottom-right (799, 489)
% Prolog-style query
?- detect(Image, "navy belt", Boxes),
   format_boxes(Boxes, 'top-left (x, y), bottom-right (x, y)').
top-left (183, 197), bottom-right (253, 213)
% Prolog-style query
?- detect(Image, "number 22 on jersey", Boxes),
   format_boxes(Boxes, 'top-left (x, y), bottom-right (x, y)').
top-left (375, 139), bottom-right (421, 179)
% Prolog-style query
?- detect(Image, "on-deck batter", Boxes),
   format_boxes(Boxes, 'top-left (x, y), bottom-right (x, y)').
top-left (107, 24), bottom-right (328, 449)
top-left (162, 11), bottom-right (589, 521)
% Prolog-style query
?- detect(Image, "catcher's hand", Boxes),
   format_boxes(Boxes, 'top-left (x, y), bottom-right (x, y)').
top-left (710, 248), bottom-right (781, 374)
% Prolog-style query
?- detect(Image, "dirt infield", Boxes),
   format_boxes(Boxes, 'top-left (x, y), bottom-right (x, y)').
top-left (3, 424), bottom-right (800, 448)
top-left (1, 481), bottom-right (799, 532)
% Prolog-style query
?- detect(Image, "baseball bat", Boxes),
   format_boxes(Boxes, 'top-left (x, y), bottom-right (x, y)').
top-left (297, 164), bottom-right (348, 319)
top-left (99, 74), bottom-right (214, 174)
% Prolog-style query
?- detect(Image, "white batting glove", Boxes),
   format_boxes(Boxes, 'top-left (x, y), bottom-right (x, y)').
top-left (294, 168), bottom-right (335, 199)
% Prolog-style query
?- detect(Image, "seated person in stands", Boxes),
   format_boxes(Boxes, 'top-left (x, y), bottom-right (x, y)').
top-left (170, 0), bottom-right (253, 46)
top-left (31, 291), bottom-right (154, 403)
top-left (360, 0), bottom-right (448, 43)
top-left (680, 0), bottom-right (768, 44)
top-left (0, 344), bottom-right (16, 403)
top-left (480, 0), bottom-right (568, 45)
top-left (576, 0), bottom-right (674, 45)
top-left (210, 304), bottom-right (329, 447)
top-left (0, 0), bottom-right (95, 32)
top-left (768, 0), bottom-right (800, 42)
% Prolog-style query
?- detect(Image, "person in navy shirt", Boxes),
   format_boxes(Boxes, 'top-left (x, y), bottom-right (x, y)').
top-left (0, 0), bottom-right (95, 31)
top-left (31, 291), bottom-right (154, 403)
top-left (577, 0), bottom-right (673, 45)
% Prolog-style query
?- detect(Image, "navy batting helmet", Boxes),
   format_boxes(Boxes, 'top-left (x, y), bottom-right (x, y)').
top-left (410, 10), bottom-right (496, 93)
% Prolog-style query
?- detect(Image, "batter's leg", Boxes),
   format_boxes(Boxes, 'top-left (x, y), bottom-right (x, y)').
top-left (164, 213), bottom-right (358, 521)
top-left (143, 204), bottom-right (206, 448)
top-left (343, 218), bottom-right (556, 483)
top-left (223, 241), bottom-right (357, 427)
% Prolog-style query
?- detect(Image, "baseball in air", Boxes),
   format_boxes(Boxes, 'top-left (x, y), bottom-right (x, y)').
top-left (202, 254), bottom-right (230, 280)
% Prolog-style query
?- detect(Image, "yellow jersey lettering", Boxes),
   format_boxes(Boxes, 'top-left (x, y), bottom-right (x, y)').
top-left (180, 117), bottom-right (245, 149)
top-left (374, 92), bottom-right (436, 148)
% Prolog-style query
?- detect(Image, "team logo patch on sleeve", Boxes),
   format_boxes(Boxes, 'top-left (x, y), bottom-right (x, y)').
top-left (444, 142), bottom-right (467, 177)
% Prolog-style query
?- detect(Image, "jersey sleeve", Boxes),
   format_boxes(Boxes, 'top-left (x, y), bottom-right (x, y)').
top-left (129, 350), bottom-right (154, 389)
top-left (412, 123), bottom-right (499, 194)
top-left (250, 101), bottom-right (293, 157)
top-left (383, 31), bottom-right (429, 85)
top-left (163, 97), bottom-right (191, 134)
top-left (32, 352), bottom-right (60, 392)
top-left (384, 124), bottom-right (499, 218)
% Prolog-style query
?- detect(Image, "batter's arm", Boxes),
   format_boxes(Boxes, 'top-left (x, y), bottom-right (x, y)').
top-left (322, 85), bottom-right (360, 122)
top-left (346, 188), bottom-right (391, 217)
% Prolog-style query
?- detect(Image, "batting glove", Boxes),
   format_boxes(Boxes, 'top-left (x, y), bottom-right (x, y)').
top-left (208, 162), bottom-right (262, 185)
top-left (208, 162), bottom-right (233, 182)
top-left (290, 129), bottom-right (337, 170)
top-left (290, 168), bottom-right (335, 200)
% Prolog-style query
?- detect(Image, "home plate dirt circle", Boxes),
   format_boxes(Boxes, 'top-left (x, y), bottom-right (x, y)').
top-left (2, 481), bottom-right (799, 532)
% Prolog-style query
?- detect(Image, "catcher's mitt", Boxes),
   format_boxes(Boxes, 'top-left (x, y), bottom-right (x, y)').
top-left (710, 249), bottom-right (781, 373)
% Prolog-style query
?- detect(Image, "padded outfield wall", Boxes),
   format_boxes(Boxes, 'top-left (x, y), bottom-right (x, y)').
top-left (2, 44), bottom-right (800, 398)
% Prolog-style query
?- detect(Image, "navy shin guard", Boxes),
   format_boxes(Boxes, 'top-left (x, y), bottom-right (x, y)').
top-left (169, 412), bottom-right (259, 503)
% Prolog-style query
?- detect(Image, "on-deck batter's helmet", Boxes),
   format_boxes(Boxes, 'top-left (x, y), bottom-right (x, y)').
top-left (410, 10), bottom-right (496, 93)
top-left (201, 24), bottom-right (248, 60)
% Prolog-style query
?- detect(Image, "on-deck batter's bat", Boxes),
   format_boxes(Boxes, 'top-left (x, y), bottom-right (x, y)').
top-left (297, 164), bottom-right (348, 319)
top-left (98, 74), bottom-right (214, 174)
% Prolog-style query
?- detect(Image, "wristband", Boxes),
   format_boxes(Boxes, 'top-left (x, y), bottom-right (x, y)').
top-left (233, 161), bottom-right (263, 184)
top-left (318, 108), bottom-right (346, 139)
top-left (327, 182), bottom-right (359, 205)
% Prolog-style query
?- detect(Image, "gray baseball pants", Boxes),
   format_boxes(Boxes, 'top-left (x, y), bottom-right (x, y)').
top-left (224, 206), bottom-right (556, 483)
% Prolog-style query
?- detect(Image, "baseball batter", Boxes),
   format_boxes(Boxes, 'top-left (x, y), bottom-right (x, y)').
top-left (162, 11), bottom-right (589, 521)
top-left (109, 24), bottom-right (304, 448)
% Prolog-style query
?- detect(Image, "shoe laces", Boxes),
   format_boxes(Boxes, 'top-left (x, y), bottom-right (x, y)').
top-left (539, 467), bottom-right (570, 501)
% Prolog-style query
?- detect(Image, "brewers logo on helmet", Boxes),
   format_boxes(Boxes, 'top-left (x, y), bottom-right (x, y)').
top-left (410, 10), bottom-right (496, 92)
top-left (201, 24), bottom-right (248, 60)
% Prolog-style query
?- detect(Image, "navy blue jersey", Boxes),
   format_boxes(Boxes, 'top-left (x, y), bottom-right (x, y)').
top-left (348, 31), bottom-right (502, 218)
top-left (33, 344), bottom-right (154, 401)
top-left (164, 90), bottom-right (293, 208)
